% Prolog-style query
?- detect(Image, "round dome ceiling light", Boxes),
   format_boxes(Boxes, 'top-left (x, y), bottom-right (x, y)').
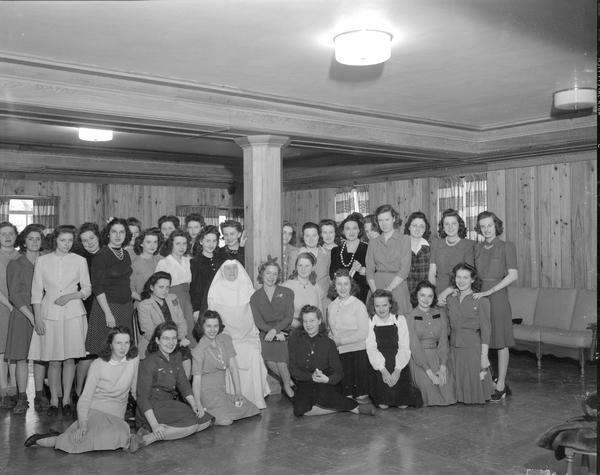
top-left (333, 29), bottom-right (393, 66)
top-left (553, 87), bottom-right (596, 111)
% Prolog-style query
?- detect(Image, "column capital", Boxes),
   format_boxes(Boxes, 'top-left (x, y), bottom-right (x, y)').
top-left (234, 134), bottom-right (290, 149)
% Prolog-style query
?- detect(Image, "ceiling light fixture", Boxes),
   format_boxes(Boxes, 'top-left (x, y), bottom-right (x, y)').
top-left (78, 127), bottom-right (113, 142)
top-left (333, 29), bottom-right (393, 66)
top-left (553, 87), bottom-right (595, 111)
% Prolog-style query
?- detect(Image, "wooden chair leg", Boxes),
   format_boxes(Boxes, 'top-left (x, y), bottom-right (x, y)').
top-left (564, 447), bottom-right (575, 475)
top-left (581, 454), bottom-right (589, 475)
top-left (579, 348), bottom-right (586, 376)
top-left (536, 341), bottom-right (542, 370)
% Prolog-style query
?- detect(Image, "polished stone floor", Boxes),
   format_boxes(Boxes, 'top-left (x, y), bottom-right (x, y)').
top-left (0, 351), bottom-right (596, 475)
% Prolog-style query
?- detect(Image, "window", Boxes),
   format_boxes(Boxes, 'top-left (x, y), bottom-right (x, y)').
top-left (176, 205), bottom-right (244, 246)
top-left (437, 174), bottom-right (487, 241)
top-left (334, 185), bottom-right (370, 222)
top-left (8, 199), bottom-right (34, 231)
top-left (0, 196), bottom-right (59, 232)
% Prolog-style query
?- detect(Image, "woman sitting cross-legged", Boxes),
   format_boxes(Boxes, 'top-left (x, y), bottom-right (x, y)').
top-left (191, 311), bottom-right (260, 426)
top-left (24, 326), bottom-right (139, 452)
top-left (288, 305), bottom-right (375, 417)
top-left (132, 322), bottom-right (213, 452)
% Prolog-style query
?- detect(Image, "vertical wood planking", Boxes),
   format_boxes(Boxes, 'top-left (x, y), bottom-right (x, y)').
top-left (558, 163), bottom-right (572, 288)
top-left (486, 169), bottom-right (506, 222)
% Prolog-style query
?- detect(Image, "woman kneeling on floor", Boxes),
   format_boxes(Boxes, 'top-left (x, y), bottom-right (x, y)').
top-left (132, 321), bottom-right (213, 451)
top-left (25, 326), bottom-right (138, 452)
top-left (288, 305), bottom-right (375, 417)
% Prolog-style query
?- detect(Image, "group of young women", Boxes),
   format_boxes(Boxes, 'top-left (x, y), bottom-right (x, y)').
top-left (0, 203), bottom-right (517, 454)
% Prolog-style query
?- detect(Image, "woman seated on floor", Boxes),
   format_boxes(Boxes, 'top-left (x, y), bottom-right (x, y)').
top-left (191, 310), bottom-right (260, 426)
top-left (137, 271), bottom-right (191, 376)
top-left (24, 326), bottom-right (139, 452)
top-left (132, 322), bottom-right (213, 452)
top-left (288, 305), bottom-right (375, 417)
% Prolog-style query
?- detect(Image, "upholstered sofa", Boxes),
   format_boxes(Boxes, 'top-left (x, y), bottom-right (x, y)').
top-left (508, 286), bottom-right (597, 375)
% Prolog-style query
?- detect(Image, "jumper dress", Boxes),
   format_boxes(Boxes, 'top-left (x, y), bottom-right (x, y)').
top-left (369, 324), bottom-right (422, 408)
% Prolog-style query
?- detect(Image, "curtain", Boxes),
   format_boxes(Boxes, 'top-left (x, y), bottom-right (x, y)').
top-left (176, 205), bottom-right (221, 228)
top-left (0, 197), bottom-right (9, 222)
top-left (335, 185), bottom-right (370, 222)
top-left (335, 188), bottom-right (353, 222)
top-left (465, 173), bottom-right (487, 240)
top-left (437, 174), bottom-right (487, 240)
top-left (225, 207), bottom-right (244, 226)
top-left (32, 196), bottom-right (58, 231)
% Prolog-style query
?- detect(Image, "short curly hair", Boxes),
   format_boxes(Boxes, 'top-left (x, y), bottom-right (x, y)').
top-left (257, 255), bottom-right (282, 285)
top-left (160, 229), bottom-right (190, 257)
top-left (327, 269), bottom-right (361, 300)
top-left (404, 211), bottom-right (431, 241)
top-left (367, 289), bottom-right (398, 316)
top-left (374, 204), bottom-right (402, 229)
top-left (450, 262), bottom-right (482, 292)
top-left (339, 212), bottom-right (365, 240)
top-left (0, 222), bottom-right (18, 246)
top-left (192, 310), bottom-right (225, 342)
top-left (15, 224), bottom-right (45, 251)
top-left (410, 280), bottom-right (438, 309)
top-left (133, 227), bottom-right (162, 255)
top-left (185, 213), bottom-right (205, 227)
top-left (100, 218), bottom-right (132, 247)
top-left (288, 252), bottom-right (317, 285)
top-left (437, 209), bottom-right (467, 239)
top-left (98, 326), bottom-right (138, 361)
top-left (475, 211), bottom-right (504, 237)
top-left (318, 218), bottom-right (341, 247)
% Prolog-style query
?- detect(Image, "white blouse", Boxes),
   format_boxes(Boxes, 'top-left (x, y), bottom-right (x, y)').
top-left (155, 255), bottom-right (192, 286)
top-left (365, 313), bottom-right (411, 372)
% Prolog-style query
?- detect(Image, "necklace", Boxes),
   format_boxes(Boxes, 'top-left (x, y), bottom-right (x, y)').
top-left (445, 237), bottom-right (460, 247)
top-left (110, 246), bottom-right (124, 261)
top-left (207, 342), bottom-right (227, 369)
top-left (307, 340), bottom-right (317, 357)
top-left (339, 241), bottom-right (356, 268)
top-left (484, 240), bottom-right (495, 250)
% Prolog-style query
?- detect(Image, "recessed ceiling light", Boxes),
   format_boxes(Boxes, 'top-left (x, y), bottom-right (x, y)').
top-left (333, 29), bottom-right (393, 66)
top-left (78, 128), bottom-right (113, 142)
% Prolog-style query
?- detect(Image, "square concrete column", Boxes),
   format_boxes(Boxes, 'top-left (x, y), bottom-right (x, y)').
top-left (235, 135), bottom-right (290, 283)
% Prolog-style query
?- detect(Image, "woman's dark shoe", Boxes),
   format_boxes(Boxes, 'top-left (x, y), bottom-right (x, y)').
top-left (47, 405), bottom-right (59, 416)
top-left (34, 394), bottom-right (50, 411)
top-left (24, 430), bottom-right (60, 447)
top-left (505, 384), bottom-right (512, 396)
top-left (12, 397), bottom-right (29, 415)
top-left (62, 404), bottom-right (73, 417)
top-left (490, 388), bottom-right (508, 402)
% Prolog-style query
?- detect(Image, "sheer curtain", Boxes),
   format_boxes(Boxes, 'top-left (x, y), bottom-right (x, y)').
top-left (176, 205), bottom-right (220, 228)
top-left (335, 185), bottom-right (369, 222)
top-left (225, 207), bottom-right (244, 226)
top-left (0, 197), bottom-right (9, 222)
top-left (32, 197), bottom-right (58, 231)
top-left (437, 174), bottom-right (487, 240)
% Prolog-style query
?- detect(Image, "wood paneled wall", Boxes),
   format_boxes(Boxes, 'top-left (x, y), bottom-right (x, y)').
top-left (489, 159), bottom-right (596, 291)
top-left (283, 157), bottom-right (596, 291)
top-left (0, 176), bottom-right (241, 227)
top-left (2, 156), bottom-right (596, 291)
top-left (282, 188), bottom-right (336, 232)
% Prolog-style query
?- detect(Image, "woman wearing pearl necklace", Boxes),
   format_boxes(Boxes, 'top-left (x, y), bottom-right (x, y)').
top-left (329, 213), bottom-right (368, 303)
